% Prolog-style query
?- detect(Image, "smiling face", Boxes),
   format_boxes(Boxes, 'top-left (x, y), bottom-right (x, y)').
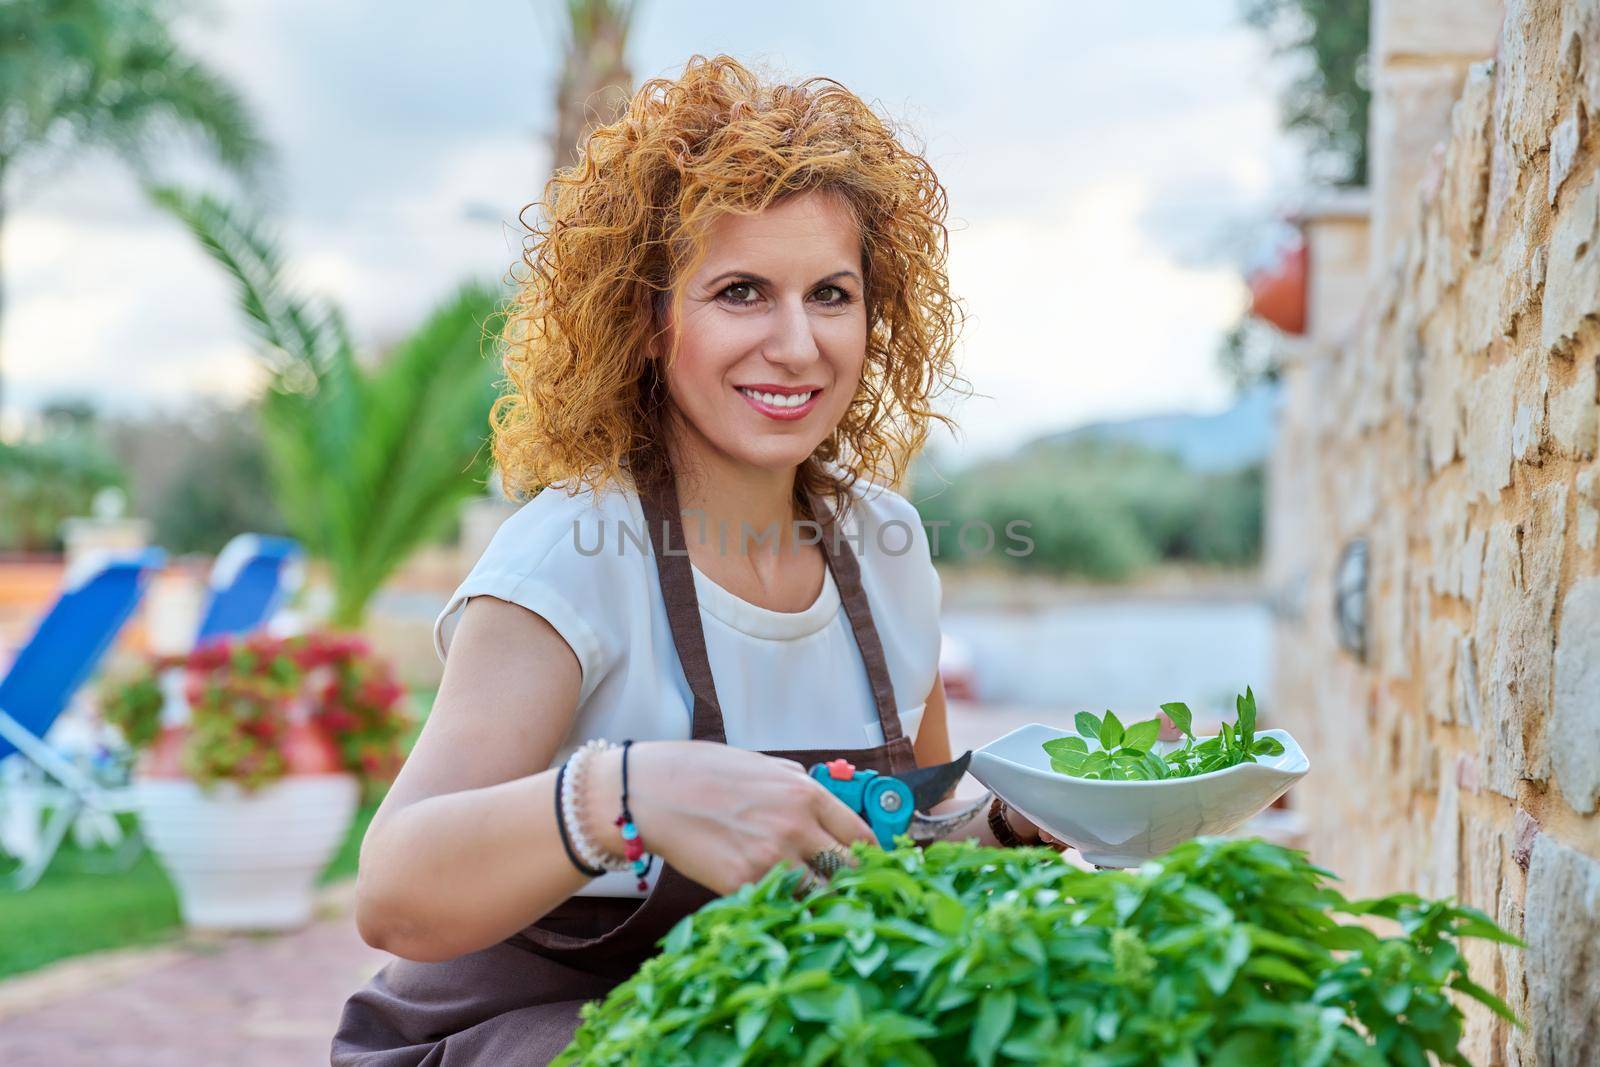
top-left (654, 189), bottom-right (868, 477)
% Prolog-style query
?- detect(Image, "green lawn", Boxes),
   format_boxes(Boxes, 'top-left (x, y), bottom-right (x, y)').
top-left (0, 802), bottom-right (379, 980)
top-left (0, 687), bottom-right (432, 982)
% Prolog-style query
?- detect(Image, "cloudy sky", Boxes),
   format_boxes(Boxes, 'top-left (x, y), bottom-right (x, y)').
top-left (4, 0), bottom-right (1301, 463)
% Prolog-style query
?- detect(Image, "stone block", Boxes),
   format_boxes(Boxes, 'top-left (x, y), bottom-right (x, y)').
top-left (1513, 395), bottom-right (1544, 462)
top-left (1459, 635), bottom-right (1484, 730)
top-left (1466, 358), bottom-right (1517, 500)
top-left (1450, 62), bottom-right (1497, 252)
top-left (1428, 492), bottom-right (1467, 596)
top-left (1561, 0), bottom-right (1600, 119)
top-left (1374, 517), bottom-right (1413, 681)
top-left (1512, 808), bottom-right (1541, 871)
top-left (1551, 578), bottom-right (1600, 813)
top-left (1578, 466), bottom-right (1599, 549)
top-left (1463, 525), bottom-right (1488, 602)
top-left (1425, 612), bottom-right (1462, 723)
top-left (1459, 256), bottom-right (1507, 354)
top-left (1459, 816), bottom-right (1511, 1057)
top-left (1374, 64), bottom-right (1483, 262)
top-left (1547, 101), bottom-right (1585, 205)
top-left (1427, 766), bottom-right (1462, 896)
top-left (1497, 0), bottom-right (1566, 167)
top-left (1502, 234), bottom-right (1548, 342)
top-left (1497, 893), bottom-right (1530, 1065)
top-left (1543, 172), bottom-right (1600, 359)
top-left (1525, 835), bottom-right (1600, 1067)
top-left (1476, 484), bottom-right (1567, 793)
top-left (1548, 354), bottom-right (1598, 458)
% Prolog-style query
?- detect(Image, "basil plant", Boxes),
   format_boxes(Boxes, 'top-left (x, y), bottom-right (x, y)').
top-left (557, 837), bottom-right (1519, 1066)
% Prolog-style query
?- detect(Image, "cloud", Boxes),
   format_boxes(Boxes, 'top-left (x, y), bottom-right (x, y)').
top-left (936, 179), bottom-right (1249, 461)
top-left (4, 0), bottom-right (1295, 466)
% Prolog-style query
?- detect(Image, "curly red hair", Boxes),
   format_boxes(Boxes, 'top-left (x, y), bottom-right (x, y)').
top-left (491, 53), bottom-right (967, 522)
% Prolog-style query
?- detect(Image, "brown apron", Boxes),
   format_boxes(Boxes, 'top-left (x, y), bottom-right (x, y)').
top-left (331, 466), bottom-right (919, 1065)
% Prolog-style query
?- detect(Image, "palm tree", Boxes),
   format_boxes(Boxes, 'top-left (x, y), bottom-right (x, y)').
top-left (153, 187), bottom-right (505, 627)
top-left (0, 0), bottom-right (269, 418)
top-left (548, 0), bottom-right (638, 174)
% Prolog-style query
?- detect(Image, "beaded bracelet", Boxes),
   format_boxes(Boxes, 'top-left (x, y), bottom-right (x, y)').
top-left (562, 739), bottom-right (632, 875)
top-left (613, 739), bottom-right (654, 892)
top-left (554, 761), bottom-right (605, 877)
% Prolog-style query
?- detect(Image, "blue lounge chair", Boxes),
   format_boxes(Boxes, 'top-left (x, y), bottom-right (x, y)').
top-left (195, 533), bottom-right (304, 643)
top-left (0, 548), bottom-right (167, 889)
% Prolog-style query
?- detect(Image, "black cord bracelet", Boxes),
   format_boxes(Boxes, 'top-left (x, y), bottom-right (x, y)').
top-left (618, 740), bottom-right (655, 886)
top-left (555, 760), bottom-right (605, 878)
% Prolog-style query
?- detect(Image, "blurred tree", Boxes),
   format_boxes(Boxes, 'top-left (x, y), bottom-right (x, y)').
top-left (106, 400), bottom-right (288, 555)
top-left (0, 0), bottom-right (270, 419)
top-left (0, 400), bottom-right (124, 552)
top-left (1217, 317), bottom-right (1286, 393)
top-left (548, 0), bottom-right (638, 174)
top-left (153, 187), bottom-right (505, 627)
top-left (909, 439), bottom-right (1265, 582)
top-left (1240, 0), bottom-right (1371, 187)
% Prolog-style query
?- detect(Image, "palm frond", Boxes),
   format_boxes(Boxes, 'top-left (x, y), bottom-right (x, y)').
top-left (159, 187), bottom-right (509, 626)
top-left (147, 184), bottom-right (351, 381)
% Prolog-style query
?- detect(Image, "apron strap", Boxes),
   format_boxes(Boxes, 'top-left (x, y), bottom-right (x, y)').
top-left (638, 469), bottom-right (726, 743)
top-left (805, 489), bottom-right (908, 752)
top-left (636, 464), bottom-right (907, 757)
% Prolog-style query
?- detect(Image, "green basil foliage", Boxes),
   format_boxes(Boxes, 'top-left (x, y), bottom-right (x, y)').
top-left (557, 838), bottom-right (1518, 1066)
top-left (1043, 687), bottom-right (1286, 781)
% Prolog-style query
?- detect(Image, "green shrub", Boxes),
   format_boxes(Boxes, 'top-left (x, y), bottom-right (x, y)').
top-left (0, 433), bottom-right (125, 552)
top-left (557, 838), bottom-right (1518, 1067)
top-left (909, 441), bottom-right (1265, 582)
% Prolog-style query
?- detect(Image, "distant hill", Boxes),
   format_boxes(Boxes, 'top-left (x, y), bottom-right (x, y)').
top-left (1028, 384), bottom-right (1278, 472)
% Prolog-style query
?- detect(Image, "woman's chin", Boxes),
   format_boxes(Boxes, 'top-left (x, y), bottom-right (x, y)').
top-left (716, 438), bottom-right (823, 474)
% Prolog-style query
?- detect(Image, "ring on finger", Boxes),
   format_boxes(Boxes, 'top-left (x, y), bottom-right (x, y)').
top-left (806, 846), bottom-right (848, 878)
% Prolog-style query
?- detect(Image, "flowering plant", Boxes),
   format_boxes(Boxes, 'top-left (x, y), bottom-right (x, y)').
top-left (99, 630), bottom-right (411, 793)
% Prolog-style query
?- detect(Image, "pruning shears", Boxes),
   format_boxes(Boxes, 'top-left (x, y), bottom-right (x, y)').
top-left (808, 750), bottom-right (993, 848)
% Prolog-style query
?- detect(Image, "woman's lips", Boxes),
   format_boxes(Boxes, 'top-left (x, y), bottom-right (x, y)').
top-left (735, 386), bottom-right (822, 421)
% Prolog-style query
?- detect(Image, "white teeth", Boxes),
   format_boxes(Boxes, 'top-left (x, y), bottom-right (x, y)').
top-left (740, 388), bottom-right (814, 409)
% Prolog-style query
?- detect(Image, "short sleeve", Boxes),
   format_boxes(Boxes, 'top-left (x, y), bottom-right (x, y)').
top-left (432, 487), bottom-right (621, 706)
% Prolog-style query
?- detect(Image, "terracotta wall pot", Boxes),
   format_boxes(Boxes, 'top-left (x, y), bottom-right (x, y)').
top-left (134, 773), bottom-right (358, 930)
top-left (1248, 239), bottom-right (1308, 335)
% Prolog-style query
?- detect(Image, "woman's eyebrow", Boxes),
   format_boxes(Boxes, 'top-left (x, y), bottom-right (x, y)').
top-left (703, 269), bottom-right (862, 288)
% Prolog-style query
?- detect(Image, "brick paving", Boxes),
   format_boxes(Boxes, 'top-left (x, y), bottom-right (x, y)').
top-left (1, 889), bottom-right (389, 1067)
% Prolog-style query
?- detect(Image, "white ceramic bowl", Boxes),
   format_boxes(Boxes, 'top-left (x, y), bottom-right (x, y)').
top-left (970, 724), bottom-right (1309, 867)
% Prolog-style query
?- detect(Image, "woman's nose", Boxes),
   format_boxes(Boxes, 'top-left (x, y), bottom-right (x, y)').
top-left (761, 295), bottom-right (822, 368)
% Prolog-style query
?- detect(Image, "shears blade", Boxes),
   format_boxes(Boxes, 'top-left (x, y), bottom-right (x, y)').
top-left (898, 750), bottom-right (994, 843)
top-left (897, 750), bottom-right (973, 811)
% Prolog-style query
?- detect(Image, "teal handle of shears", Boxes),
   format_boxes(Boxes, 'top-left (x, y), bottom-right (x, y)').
top-left (808, 764), bottom-right (914, 849)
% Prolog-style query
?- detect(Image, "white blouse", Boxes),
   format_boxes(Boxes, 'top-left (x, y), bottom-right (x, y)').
top-left (432, 468), bottom-right (943, 895)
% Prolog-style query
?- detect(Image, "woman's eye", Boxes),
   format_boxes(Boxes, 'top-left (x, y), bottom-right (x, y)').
top-left (814, 285), bottom-right (851, 305)
top-left (720, 282), bottom-right (759, 305)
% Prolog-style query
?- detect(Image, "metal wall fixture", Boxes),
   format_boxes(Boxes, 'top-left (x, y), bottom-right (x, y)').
top-left (1334, 538), bottom-right (1369, 662)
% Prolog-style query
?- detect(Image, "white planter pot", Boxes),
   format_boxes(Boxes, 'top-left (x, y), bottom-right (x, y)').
top-left (135, 773), bottom-right (359, 931)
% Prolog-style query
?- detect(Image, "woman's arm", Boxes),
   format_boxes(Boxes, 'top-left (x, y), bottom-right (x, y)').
top-left (355, 595), bottom-right (878, 963)
top-left (912, 673), bottom-right (1052, 848)
top-left (354, 595), bottom-right (594, 961)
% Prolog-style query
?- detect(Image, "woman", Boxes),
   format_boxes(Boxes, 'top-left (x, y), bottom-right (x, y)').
top-left (332, 54), bottom-right (1056, 1066)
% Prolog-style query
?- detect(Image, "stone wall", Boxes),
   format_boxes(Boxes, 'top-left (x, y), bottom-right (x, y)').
top-left (1267, 2), bottom-right (1600, 1063)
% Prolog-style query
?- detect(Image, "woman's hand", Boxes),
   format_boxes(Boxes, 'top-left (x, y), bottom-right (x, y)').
top-left (584, 741), bottom-right (878, 896)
